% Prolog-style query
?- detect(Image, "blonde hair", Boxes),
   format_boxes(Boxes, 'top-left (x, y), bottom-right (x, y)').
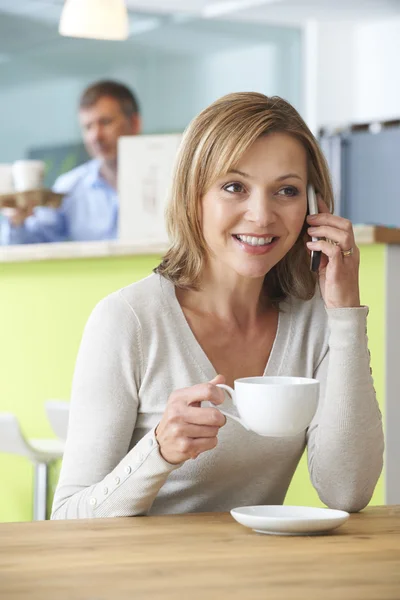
top-left (155, 92), bottom-right (334, 304)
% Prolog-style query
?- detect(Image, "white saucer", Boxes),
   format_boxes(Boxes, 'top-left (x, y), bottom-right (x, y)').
top-left (230, 505), bottom-right (350, 536)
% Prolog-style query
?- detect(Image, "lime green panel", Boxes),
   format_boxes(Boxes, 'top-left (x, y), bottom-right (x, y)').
top-left (0, 255), bottom-right (160, 522)
top-left (285, 244), bottom-right (386, 507)
top-left (359, 245), bottom-right (385, 506)
top-left (0, 246), bottom-right (387, 522)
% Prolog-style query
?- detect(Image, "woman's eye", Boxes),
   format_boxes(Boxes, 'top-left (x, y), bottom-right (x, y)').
top-left (277, 186), bottom-right (299, 197)
top-left (223, 182), bottom-right (245, 194)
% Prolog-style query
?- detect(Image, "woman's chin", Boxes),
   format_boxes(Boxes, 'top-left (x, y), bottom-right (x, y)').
top-left (229, 261), bottom-right (272, 280)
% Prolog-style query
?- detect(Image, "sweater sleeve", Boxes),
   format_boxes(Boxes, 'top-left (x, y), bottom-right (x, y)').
top-left (306, 306), bottom-right (384, 513)
top-left (3, 205), bottom-right (68, 245)
top-left (51, 291), bottom-right (179, 520)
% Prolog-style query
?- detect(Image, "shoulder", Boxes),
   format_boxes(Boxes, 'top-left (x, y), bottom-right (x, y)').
top-left (52, 160), bottom-right (96, 194)
top-left (118, 273), bottom-right (170, 318)
top-left (83, 274), bottom-right (171, 371)
top-left (90, 273), bottom-right (168, 331)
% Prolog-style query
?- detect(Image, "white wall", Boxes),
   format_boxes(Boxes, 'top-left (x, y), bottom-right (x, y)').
top-left (87, 41), bottom-right (295, 135)
top-left (198, 44), bottom-right (278, 107)
top-left (0, 79), bottom-right (84, 162)
top-left (0, 38), bottom-right (300, 164)
top-left (315, 21), bottom-right (357, 128)
top-left (115, 54), bottom-right (204, 135)
top-left (354, 19), bottom-right (400, 123)
top-left (312, 17), bottom-right (400, 128)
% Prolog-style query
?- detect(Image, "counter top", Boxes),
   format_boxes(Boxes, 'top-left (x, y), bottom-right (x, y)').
top-left (0, 240), bottom-right (168, 263)
top-left (353, 225), bottom-right (400, 245)
top-left (0, 226), bottom-right (399, 264)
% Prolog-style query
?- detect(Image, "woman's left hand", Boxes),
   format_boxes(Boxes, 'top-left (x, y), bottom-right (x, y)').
top-left (306, 197), bottom-right (360, 309)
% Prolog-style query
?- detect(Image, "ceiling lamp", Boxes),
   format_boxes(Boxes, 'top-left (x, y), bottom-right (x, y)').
top-left (59, 0), bottom-right (129, 41)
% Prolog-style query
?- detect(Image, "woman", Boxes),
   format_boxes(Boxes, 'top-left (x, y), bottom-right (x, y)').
top-left (52, 92), bottom-right (383, 520)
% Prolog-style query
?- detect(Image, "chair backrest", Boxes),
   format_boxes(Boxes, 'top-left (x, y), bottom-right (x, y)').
top-left (45, 400), bottom-right (69, 441)
top-left (0, 413), bottom-right (36, 460)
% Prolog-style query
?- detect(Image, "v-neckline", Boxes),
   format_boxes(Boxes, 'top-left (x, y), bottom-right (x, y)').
top-left (159, 274), bottom-right (293, 382)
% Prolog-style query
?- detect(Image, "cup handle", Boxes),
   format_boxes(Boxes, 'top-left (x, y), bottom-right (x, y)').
top-left (209, 384), bottom-right (250, 431)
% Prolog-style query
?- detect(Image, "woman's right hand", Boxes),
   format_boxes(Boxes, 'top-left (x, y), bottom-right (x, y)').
top-left (155, 375), bottom-right (226, 465)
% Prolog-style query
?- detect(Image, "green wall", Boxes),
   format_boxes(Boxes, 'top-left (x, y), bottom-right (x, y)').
top-left (0, 255), bottom-right (160, 522)
top-left (285, 244), bottom-right (385, 506)
top-left (0, 245), bottom-right (385, 522)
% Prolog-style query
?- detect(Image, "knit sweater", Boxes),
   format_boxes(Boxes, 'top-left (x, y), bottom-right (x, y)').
top-left (51, 274), bottom-right (384, 519)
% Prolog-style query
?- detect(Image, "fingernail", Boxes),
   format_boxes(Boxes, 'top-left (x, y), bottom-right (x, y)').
top-left (308, 227), bottom-right (316, 233)
top-left (306, 241), bottom-right (314, 247)
top-left (308, 215), bottom-right (317, 220)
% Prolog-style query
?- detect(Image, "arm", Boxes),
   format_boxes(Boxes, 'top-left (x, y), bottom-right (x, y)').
top-left (4, 206), bottom-right (67, 244)
top-left (51, 292), bottom-right (179, 520)
top-left (307, 307), bottom-right (384, 512)
top-left (2, 169), bottom-right (76, 245)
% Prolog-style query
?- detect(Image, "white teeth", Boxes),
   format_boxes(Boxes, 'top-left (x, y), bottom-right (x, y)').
top-left (236, 234), bottom-right (273, 246)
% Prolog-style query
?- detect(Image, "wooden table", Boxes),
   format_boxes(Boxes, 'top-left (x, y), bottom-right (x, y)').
top-left (1, 505), bottom-right (399, 600)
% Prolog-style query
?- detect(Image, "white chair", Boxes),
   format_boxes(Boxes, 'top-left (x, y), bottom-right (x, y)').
top-left (0, 413), bottom-right (64, 521)
top-left (45, 400), bottom-right (69, 441)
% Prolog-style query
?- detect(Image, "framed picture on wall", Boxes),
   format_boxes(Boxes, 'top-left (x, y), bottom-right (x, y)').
top-left (28, 143), bottom-right (89, 188)
top-left (118, 134), bottom-right (182, 244)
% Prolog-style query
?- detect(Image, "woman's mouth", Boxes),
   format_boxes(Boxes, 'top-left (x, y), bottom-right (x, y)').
top-left (232, 234), bottom-right (279, 255)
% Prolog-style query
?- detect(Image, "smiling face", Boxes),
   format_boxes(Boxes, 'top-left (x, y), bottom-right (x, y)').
top-left (200, 132), bottom-right (308, 283)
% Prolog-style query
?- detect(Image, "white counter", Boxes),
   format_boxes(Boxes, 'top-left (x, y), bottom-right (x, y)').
top-left (1, 225), bottom-right (399, 264)
top-left (0, 240), bottom-right (168, 263)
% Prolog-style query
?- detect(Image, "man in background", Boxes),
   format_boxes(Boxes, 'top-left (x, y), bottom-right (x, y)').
top-left (5, 80), bottom-right (141, 244)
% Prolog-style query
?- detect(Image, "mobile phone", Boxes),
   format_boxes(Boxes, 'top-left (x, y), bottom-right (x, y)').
top-left (307, 184), bottom-right (321, 272)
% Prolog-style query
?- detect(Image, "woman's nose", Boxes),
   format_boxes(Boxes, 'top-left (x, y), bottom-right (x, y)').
top-left (247, 193), bottom-right (277, 228)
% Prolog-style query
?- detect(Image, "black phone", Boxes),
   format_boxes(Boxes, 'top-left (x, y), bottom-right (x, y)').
top-left (307, 184), bottom-right (321, 272)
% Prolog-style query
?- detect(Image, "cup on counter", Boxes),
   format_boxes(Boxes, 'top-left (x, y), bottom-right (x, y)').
top-left (0, 164), bottom-right (15, 195)
top-left (12, 160), bottom-right (45, 192)
top-left (209, 376), bottom-right (319, 437)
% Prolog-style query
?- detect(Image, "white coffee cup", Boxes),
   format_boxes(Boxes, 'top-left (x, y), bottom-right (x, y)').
top-left (214, 376), bottom-right (319, 437)
top-left (0, 164), bottom-right (14, 195)
top-left (12, 160), bottom-right (45, 192)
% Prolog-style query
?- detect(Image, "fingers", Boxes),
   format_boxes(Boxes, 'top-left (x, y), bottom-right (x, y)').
top-left (306, 201), bottom-right (356, 256)
top-left (155, 375), bottom-right (227, 464)
top-left (156, 418), bottom-right (221, 464)
top-left (209, 374), bottom-right (225, 386)
top-left (169, 423), bottom-right (220, 439)
top-left (10, 207), bottom-right (32, 227)
top-left (185, 406), bottom-right (226, 427)
top-left (307, 225), bottom-right (354, 251)
top-left (305, 197), bottom-right (360, 308)
top-left (170, 379), bottom-right (226, 408)
top-left (176, 436), bottom-right (218, 460)
top-left (165, 402), bottom-right (225, 428)
top-left (188, 437), bottom-right (218, 458)
top-left (307, 211), bottom-right (354, 233)
top-left (306, 239), bottom-right (359, 264)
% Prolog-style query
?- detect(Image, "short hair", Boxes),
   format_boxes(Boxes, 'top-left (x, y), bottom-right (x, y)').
top-left (79, 80), bottom-right (140, 118)
top-left (156, 92), bottom-right (334, 305)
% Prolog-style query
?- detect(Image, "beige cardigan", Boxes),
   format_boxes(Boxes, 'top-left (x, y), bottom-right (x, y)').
top-left (52, 274), bottom-right (384, 519)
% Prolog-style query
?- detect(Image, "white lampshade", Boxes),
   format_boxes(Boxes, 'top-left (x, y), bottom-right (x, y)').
top-left (59, 0), bottom-right (129, 41)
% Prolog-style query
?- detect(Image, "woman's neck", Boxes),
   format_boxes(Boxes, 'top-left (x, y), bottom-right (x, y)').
top-left (176, 270), bottom-right (270, 330)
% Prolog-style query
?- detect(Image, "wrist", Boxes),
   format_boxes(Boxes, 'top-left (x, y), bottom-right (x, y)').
top-left (324, 292), bottom-right (361, 309)
top-left (325, 301), bottom-right (361, 309)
